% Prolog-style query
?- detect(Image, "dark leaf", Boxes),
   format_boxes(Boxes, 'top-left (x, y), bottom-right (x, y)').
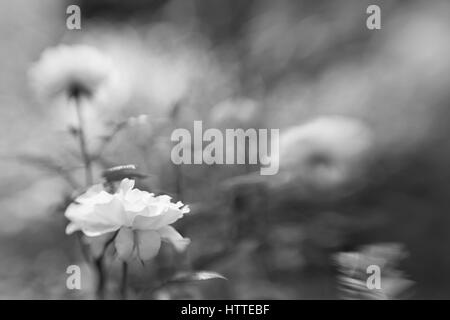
top-left (169, 271), bottom-right (228, 283)
top-left (102, 164), bottom-right (148, 182)
top-left (150, 271), bottom-right (227, 294)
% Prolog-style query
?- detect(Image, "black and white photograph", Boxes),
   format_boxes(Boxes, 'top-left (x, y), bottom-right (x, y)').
top-left (0, 0), bottom-right (450, 303)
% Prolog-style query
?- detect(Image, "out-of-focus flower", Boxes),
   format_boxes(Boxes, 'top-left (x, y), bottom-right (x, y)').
top-left (29, 44), bottom-right (130, 141)
top-left (334, 243), bottom-right (414, 300)
top-left (65, 178), bottom-right (190, 261)
top-left (269, 116), bottom-right (375, 199)
top-left (29, 44), bottom-right (118, 102)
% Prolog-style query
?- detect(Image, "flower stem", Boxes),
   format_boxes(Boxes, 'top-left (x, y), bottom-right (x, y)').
top-left (76, 231), bottom-right (91, 263)
top-left (73, 97), bottom-right (104, 298)
top-left (120, 262), bottom-right (128, 300)
top-left (94, 256), bottom-right (106, 300)
top-left (74, 97), bottom-right (93, 186)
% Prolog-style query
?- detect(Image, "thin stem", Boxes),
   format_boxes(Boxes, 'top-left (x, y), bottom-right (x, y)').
top-left (93, 230), bottom-right (120, 300)
top-left (91, 121), bottom-right (127, 161)
top-left (73, 96), bottom-right (103, 298)
top-left (73, 98), bottom-right (93, 186)
top-left (101, 230), bottom-right (120, 257)
top-left (120, 262), bottom-right (128, 300)
top-left (76, 231), bottom-right (91, 263)
top-left (94, 256), bottom-right (105, 300)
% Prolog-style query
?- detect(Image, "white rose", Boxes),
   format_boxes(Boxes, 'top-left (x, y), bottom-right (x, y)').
top-left (65, 179), bottom-right (190, 261)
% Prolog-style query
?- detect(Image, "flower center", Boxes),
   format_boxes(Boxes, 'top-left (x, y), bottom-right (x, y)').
top-left (68, 82), bottom-right (92, 100)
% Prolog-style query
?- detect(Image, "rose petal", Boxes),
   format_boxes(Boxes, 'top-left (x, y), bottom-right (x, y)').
top-left (77, 189), bottom-right (114, 206)
top-left (122, 189), bottom-right (153, 213)
top-left (83, 225), bottom-right (121, 237)
top-left (115, 228), bottom-right (135, 261)
top-left (65, 222), bottom-right (79, 234)
top-left (118, 178), bottom-right (135, 194)
top-left (85, 233), bottom-right (116, 258)
top-left (65, 197), bottom-right (125, 236)
top-left (158, 226), bottom-right (190, 252)
top-left (132, 207), bottom-right (184, 230)
top-left (136, 230), bottom-right (161, 261)
top-left (92, 197), bottom-right (128, 226)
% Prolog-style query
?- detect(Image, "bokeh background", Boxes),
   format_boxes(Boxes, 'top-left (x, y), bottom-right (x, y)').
top-left (1, 0), bottom-right (450, 299)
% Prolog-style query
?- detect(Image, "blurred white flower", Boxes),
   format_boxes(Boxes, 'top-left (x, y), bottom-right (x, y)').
top-left (29, 44), bottom-right (119, 102)
top-left (29, 44), bottom-right (131, 150)
top-left (65, 178), bottom-right (190, 261)
top-left (270, 116), bottom-right (374, 197)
